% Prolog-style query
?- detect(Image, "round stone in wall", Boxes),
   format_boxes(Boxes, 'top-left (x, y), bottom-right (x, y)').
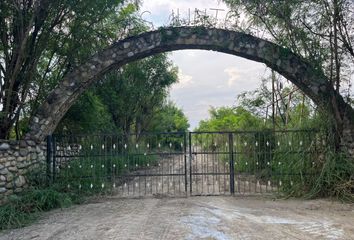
top-left (0, 143), bottom-right (10, 151)
top-left (15, 175), bottom-right (26, 188)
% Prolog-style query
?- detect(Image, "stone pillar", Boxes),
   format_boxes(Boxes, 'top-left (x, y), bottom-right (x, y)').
top-left (0, 140), bottom-right (46, 205)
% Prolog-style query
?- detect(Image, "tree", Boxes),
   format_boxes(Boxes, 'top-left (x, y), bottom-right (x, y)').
top-left (148, 101), bottom-right (190, 133)
top-left (223, 0), bottom-right (354, 148)
top-left (56, 57), bottom-right (186, 137)
top-left (0, 0), bottom-right (138, 139)
top-left (55, 54), bottom-right (185, 137)
top-left (237, 74), bottom-right (315, 129)
top-left (55, 91), bottom-right (116, 135)
top-left (95, 54), bottom-right (178, 138)
top-left (195, 106), bottom-right (262, 132)
top-left (223, 0), bottom-right (354, 93)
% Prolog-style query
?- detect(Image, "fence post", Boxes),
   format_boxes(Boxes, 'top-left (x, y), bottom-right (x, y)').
top-left (229, 133), bottom-right (235, 195)
top-left (183, 132), bottom-right (188, 195)
top-left (46, 135), bottom-right (52, 184)
top-left (189, 132), bottom-right (192, 195)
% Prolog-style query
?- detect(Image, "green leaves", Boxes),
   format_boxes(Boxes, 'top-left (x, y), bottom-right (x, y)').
top-left (1, 0), bottom-right (140, 138)
top-left (56, 91), bottom-right (116, 134)
top-left (195, 106), bottom-right (262, 132)
top-left (223, 0), bottom-right (354, 94)
top-left (149, 101), bottom-right (190, 133)
top-left (95, 54), bottom-right (179, 134)
top-left (57, 53), bottom-right (184, 135)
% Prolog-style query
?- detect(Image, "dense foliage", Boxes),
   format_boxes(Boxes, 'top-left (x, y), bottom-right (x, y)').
top-left (0, 0), bottom-right (143, 139)
top-left (223, 0), bottom-right (354, 159)
top-left (196, 106), bottom-right (262, 132)
top-left (0, 1), bottom-right (189, 138)
top-left (224, 0), bottom-right (354, 98)
top-left (196, 74), bottom-right (320, 132)
top-left (0, 187), bottom-right (72, 230)
top-left (56, 53), bottom-right (189, 136)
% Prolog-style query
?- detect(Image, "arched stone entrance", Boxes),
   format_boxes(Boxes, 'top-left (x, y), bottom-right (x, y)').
top-left (26, 26), bottom-right (354, 155)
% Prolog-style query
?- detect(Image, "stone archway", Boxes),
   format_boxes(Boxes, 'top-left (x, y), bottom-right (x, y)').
top-left (26, 26), bottom-right (354, 155)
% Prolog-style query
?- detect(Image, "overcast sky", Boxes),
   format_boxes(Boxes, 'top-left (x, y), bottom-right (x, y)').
top-left (141, 0), bottom-right (268, 129)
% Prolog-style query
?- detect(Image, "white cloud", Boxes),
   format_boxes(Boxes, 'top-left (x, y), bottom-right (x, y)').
top-left (224, 67), bottom-right (241, 86)
top-left (187, 51), bottom-right (197, 57)
top-left (173, 70), bottom-right (194, 89)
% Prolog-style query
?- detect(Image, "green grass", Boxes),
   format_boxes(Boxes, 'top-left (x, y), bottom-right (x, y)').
top-left (0, 187), bottom-right (74, 230)
top-left (306, 149), bottom-right (354, 202)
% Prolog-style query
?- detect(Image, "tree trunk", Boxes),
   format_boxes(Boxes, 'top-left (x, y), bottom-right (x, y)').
top-left (330, 90), bottom-right (354, 157)
top-left (341, 117), bottom-right (354, 158)
top-left (272, 71), bottom-right (276, 130)
top-left (0, 118), bottom-right (12, 139)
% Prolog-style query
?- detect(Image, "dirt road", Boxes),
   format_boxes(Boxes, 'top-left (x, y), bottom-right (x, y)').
top-left (1, 196), bottom-right (354, 240)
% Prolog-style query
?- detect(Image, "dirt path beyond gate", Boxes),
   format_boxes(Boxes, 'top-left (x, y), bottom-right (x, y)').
top-left (1, 196), bottom-right (354, 240)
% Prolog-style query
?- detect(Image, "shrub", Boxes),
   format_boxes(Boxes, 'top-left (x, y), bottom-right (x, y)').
top-left (0, 188), bottom-right (73, 230)
top-left (307, 150), bottom-right (354, 202)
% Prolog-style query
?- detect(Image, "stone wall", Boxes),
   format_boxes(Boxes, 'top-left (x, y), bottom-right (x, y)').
top-left (0, 140), bottom-right (46, 205)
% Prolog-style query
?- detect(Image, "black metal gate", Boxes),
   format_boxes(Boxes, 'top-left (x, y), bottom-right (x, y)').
top-left (47, 130), bottom-right (325, 197)
top-left (189, 132), bottom-right (234, 196)
top-left (47, 132), bottom-right (187, 197)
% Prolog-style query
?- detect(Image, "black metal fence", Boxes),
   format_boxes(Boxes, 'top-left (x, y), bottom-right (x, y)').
top-left (46, 129), bottom-right (327, 197)
top-left (47, 132), bottom-right (187, 197)
top-left (189, 130), bottom-right (327, 195)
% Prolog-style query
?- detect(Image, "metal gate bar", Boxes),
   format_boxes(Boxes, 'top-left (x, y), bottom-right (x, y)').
top-left (189, 132), bottom-right (233, 196)
top-left (49, 132), bottom-right (187, 197)
top-left (47, 130), bottom-right (325, 197)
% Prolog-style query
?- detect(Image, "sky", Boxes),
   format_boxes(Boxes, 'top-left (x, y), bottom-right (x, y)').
top-left (140, 0), bottom-right (268, 129)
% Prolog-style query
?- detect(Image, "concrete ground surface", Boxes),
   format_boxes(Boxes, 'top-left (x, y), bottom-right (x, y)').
top-left (1, 196), bottom-right (354, 240)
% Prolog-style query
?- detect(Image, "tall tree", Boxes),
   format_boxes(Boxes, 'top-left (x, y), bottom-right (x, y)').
top-left (224, 0), bottom-right (354, 148)
top-left (95, 54), bottom-right (178, 137)
top-left (55, 91), bottom-right (116, 135)
top-left (223, 0), bottom-right (353, 94)
top-left (0, 0), bottom-right (138, 139)
top-left (148, 101), bottom-right (190, 133)
top-left (56, 55), bottom-right (183, 136)
top-left (237, 76), bottom-right (315, 129)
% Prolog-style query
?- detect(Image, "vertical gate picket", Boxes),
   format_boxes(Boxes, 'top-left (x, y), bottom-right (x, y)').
top-left (183, 132), bottom-right (188, 194)
top-left (189, 132), bottom-right (192, 195)
top-left (228, 133), bottom-right (235, 195)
